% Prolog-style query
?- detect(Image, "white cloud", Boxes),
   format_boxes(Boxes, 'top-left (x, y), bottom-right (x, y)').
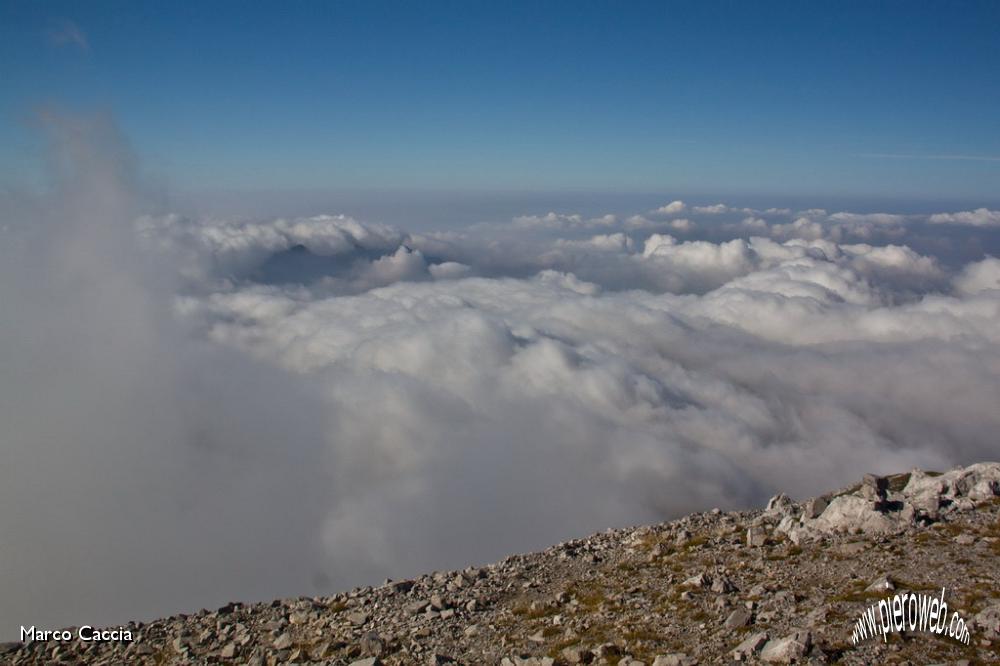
top-left (929, 208), bottom-right (1000, 227)
top-left (557, 232), bottom-right (635, 252)
top-left (669, 218), bottom-right (696, 233)
top-left (512, 211), bottom-right (617, 230)
top-left (828, 212), bottom-right (906, 225)
top-left (692, 203), bottom-right (729, 214)
top-left (654, 200), bottom-right (687, 215)
top-left (739, 216), bottom-right (769, 231)
top-left (954, 257), bottom-right (1000, 295)
top-left (429, 261), bottom-right (472, 280)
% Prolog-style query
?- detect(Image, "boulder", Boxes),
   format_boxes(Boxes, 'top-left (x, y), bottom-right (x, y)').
top-left (731, 632), bottom-right (768, 661)
top-left (802, 496), bottom-right (828, 520)
top-left (810, 495), bottom-right (897, 534)
top-left (973, 603), bottom-right (1000, 640)
top-left (765, 493), bottom-right (795, 517)
top-left (759, 630), bottom-right (811, 663)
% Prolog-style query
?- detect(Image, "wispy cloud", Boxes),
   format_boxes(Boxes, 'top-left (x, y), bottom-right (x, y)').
top-left (48, 20), bottom-right (89, 52)
top-left (860, 152), bottom-right (1000, 163)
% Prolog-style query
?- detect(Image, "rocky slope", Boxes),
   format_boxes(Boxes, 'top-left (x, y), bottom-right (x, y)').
top-left (5, 463), bottom-right (1000, 665)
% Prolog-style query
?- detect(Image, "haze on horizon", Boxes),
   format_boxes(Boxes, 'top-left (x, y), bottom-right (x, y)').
top-left (1, 0), bottom-right (999, 640)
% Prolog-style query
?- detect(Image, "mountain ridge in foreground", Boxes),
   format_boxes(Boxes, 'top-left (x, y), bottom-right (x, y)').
top-left (5, 463), bottom-right (1000, 665)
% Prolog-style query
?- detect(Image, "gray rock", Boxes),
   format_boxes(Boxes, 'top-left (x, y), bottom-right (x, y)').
top-left (272, 633), bottom-right (293, 650)
top-left (348, 611), bottom-right (370, 626)
top-left (765, 493), bottom-right (795, 516)
top-left (861, 474), bottom-right (888, 501)
top-left (389, 579), bottom-right (414, 594)
top-left (711, 576), bottom-right (736, 594)
top-left (724, 607), bottom-right (752, 629)
top-left (732, 632), bottom-right (768, 661)
top-left (652, 655), bottom-right (697, 666)
top-left (759, 630), bottom-right (811, 663)
top-left (802, 496), bottom-right (828, 520)
top-left (811, 495), bottom-right (897, 534)
top-left (407, 600), bottom-right (430, 615)
top-left (359, 631), bottom-right (386, 657)
top-left (528, 629), bottom-right (548, 643)
top-left (865, 575), bottom-right (895, 593)
top-left (973, 603), bottom-right (1000, 640)
top-left (747, 525), bottom-right (768, 547)
top-left (349, 658), bottom-right (382, 666)
top-left (682, 572), bottom-right (711, 588)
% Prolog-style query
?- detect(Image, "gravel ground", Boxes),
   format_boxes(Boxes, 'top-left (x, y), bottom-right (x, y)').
top-left (4, 463), bottom-right (999, 665)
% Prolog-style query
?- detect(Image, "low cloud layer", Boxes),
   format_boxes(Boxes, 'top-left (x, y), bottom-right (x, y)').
top-left (2, 126), bottom-right (1000, 636)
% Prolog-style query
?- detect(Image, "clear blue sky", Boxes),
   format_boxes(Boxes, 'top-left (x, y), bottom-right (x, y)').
top-left (2, 0), bottom-right (999, 202)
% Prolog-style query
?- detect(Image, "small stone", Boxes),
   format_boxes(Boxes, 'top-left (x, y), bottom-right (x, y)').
top-left (348, 611), bottom-right (370, 626)
top-left (865, 575), bottom-right (895, 593)
top-left (711, 576), bottom-right (736, 594)
top-left (724, 607), bottom-right (752, 629)
top-left (652, 654), bottom-right (697, 666)
top-left (272, 633), bottom-right (293, 650)
top-left (390, 580), bottom-right (414, 594)
top-left (682, 573), bottom-right (711, 588)
top-left (359, 632), bottom-right (386, 657)
top-left (561, 644), bottom-right (592, 664)
top-left (349, 658), bottom-right (382, 666)
top-left (407, 600), bottom-right (430, 615)
top-left (220, 643), bottom-right (236, 659)
top-left (593, 643), bottom-right (622, 659)
top-left (747, 525), bottom-right (768, 547)
top-left (311, 642), bottom-right (334, 659)
top-left (832, 541), bottom-right (867, 556)
top-left (427, 655), bottom-right (455, 665)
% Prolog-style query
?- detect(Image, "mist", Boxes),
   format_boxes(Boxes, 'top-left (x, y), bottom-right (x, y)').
top-left (0, 115), bottom-right (334, 635)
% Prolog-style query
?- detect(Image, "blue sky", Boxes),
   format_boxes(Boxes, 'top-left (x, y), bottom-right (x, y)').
top-left (2, 0), bottom-right (999, 203)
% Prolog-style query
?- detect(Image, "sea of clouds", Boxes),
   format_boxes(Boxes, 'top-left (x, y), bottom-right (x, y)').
top-left (2, 117), bottom-right (999, 634)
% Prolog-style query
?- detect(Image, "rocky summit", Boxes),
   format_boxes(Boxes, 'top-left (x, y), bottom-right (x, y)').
top-left (4, 463), bottom-right (999, 665)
